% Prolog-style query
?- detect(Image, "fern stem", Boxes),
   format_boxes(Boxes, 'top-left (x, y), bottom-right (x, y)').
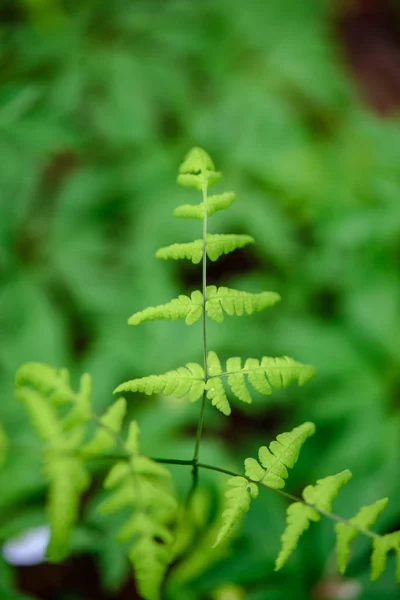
top-left (189, 164), bottom-right (210, 502)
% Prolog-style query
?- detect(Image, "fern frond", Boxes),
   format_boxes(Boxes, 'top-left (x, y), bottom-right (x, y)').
top-left (45, 454), bottom-right (90, 561)
top-left (336, 498), bottom-right (388, 574)
top-left (15, 362), bottom-right (74, 404)
top-left (99, 422), bottom-right (177, 600)
top-left (177, 147), bottom-right (221, 190)
top-left (276, 470), bottom-right (352, 570)
top-left (371, 531), bottom-right (400, 582)
top-left (82, 397), bottom-right (127, 457)
top-left (129, 286), bottom-right (280, 327)
top-left (129, 291), bottom-right (203, 326)
top-left (156, 234), bottom-right (254, 264)
top-left (174, 192), bottom-right (237, 219)
top-left (206, 286), bottom-right (280, 323)
top-left (244, 422), bottom-right (315, 489)
top-left (114, 363), bottom-right (205, 403)
top-left (15, 364), bottom-right (94, 560)
top-left (205, 353), bottom-right (315, 415)
top-left (213, 477), bottom-right (258, 547)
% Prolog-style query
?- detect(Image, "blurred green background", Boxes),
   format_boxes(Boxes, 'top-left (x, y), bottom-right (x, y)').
top-left (1, 0), bottom-right (400, 599)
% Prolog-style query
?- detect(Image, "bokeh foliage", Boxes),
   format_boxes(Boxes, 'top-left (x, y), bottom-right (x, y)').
top-left (0, 0), bottom-right (399, 598)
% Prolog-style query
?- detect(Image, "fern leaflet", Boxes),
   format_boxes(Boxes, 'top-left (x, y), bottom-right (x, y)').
top-left (114, 363), bottom-right (205, 402)
top-left (205, 286), bottom-right (280, 323)
top-left (213, 477), bottom-right (258, 547)
top-left (156, 234), bottom-right (254, 264)
top-left (129, 286), bottom-right (280, 327)
top-left (371, 532), bottom-right (400, 583)
top-left (207, 352), bottom-right (316, 415)
top-left (276, 470), bottom-right (352, 570)
top-left (336, 498), bottom-right (388, 575)
top-left (174, 192), bottom-right (237, 219)
top-left (129, 290), bottom-right (203, 326)
top-left (244, 422), bottom-right (315, 489)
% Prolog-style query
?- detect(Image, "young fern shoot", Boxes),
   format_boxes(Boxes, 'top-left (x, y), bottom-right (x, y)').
top-left (8, 147), bottom-right (400, 600)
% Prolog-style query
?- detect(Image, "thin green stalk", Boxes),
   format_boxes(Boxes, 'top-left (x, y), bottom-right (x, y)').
top-left (189, 162), bottom-right (209, 503)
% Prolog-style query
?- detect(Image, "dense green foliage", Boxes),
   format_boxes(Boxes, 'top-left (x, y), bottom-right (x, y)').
top-left (1, 1), bottom-right (400, 599)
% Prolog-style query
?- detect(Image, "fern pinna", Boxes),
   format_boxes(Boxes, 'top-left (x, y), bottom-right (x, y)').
top-left (6, 148), bottom-right (399, 599)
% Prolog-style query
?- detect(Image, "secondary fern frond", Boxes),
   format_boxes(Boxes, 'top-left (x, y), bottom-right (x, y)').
top-left (174, 192), bottom-right (237, 219)
top-left (244, 422), bottom-right (315, 489)
top-left (336, 498), bottom-right (388, 575)
top-left (155, 234), bottom-right (254, 264)
top-left (15, 364), bottom-right (94, 561)
top-left (275, 470), bottom-right (352, 570)
top-left (99, 421), bottom-right (177, 600)
top-left (129, 286), bottom-right (280, 327)
top-left (213, 477), bottom-right (258, 547)
top-left (45, 453), bottom-right (90, 561)
top-left (177, 146), bottom-right (222, 190)
top-left (114, 363), bottom-right (205, 402)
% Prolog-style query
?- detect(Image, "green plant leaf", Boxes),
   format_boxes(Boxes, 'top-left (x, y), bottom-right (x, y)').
top-left (336, 498), bottom-right (388, 574)
top-left (174, 192), bottom-right (237, 219)
top-left (155, 234), bottom-right (254, 264)
top-left (371, 531), bottom-right (400, 582)
top-left (244, 422), bottom-right (315, 489)
top-left (276, 470), bottom-right (352, 570)
top-left (213, 476), bottom-right (258, 547)
top-left (114, 363), bottom-right (205, 402)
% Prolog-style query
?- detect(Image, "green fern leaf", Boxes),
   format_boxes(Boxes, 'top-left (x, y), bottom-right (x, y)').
top-left (227, 355), bottom-right (315, 398)
top-left (204, 353), bottom-right (315, 415)
top-left (336, 498), bottom-right (388, 574)
top-left (114, 363), bottom-right (205, 402)
top-left (82, 397), bottom-right (127, 457)
top-left (15, 362), bottom-right (74, 404)
top-left (206, 286), bottom-right (280, 323)
top-left (214, 477), bottom-right (258, 547)
top-left (244, 422), bottom-right (315, 489)
top-left (174, 192), bottom-right (237, 219)
top-left (45, 454), bottom-right (90, 561)
top-left (275, 502), bottom-right (319, 571)
top-left (206, 352), bottom-right (231, 416)
top-left (177, 147), bottom-right (221, 190)
top-left (371, 531), bottom-right (400, 582)
top-left (276, 470), bottom-right (352, 570)
top-left (99, 422), bottom-right (177, 600)
top-left (129, 291), bottom-right (203, 326)
top-left (156, 234), bottom-right (254, 264)
top-left (15, 387), bottom-right (61, 441)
